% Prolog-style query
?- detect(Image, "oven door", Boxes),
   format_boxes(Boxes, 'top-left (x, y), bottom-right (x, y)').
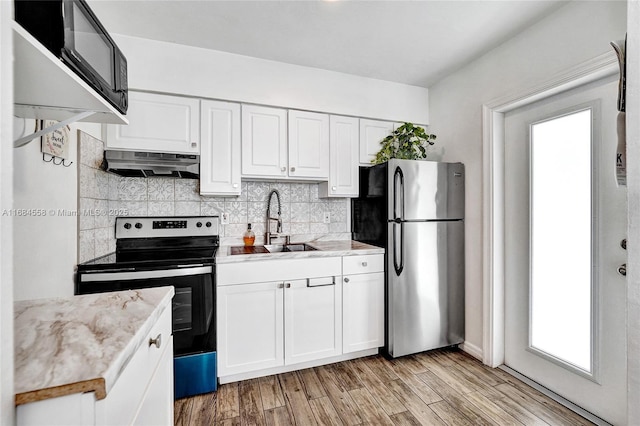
top-left (77, 265), bottom-right (214, 356)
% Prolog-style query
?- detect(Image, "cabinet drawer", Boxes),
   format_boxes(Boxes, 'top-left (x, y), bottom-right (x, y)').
top-left (217, 257), bottom-right (341, 286)
top-left (343, 254), bottom-right (384, 275)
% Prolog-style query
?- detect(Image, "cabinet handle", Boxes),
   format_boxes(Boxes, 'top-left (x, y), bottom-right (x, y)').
top-left (332, 186), bottom-right (337, 191)
top-left (362, 262), bottom-right (368, 267)
top-left (232, 183), bottom-right (239, 188)
top-left (277, 283), bottom-right (284, 289)
top-left (191, 142), bottom-right (197, 148)
top-left (149, 334), bottom-right (162, 349)
top-left (285, 283), bottom-right (291, 288)
top-left (281, 167), bottom-right (286, 172)
top-left (290, 167), bottom-right (296, 173)
top-left (344, 277), bottom-right (350, 283)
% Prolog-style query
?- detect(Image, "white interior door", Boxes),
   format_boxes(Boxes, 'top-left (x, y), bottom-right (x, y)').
top-left (504, 76), bottom-right (627, 425)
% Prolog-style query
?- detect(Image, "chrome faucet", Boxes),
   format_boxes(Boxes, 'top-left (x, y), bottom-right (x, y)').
top-left (265, 189), bottom-right (283, 244)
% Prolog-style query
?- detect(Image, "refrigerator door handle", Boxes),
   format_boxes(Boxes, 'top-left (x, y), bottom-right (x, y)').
top-left (393, 222), bottom-right (404, 276)
top-left (393, 166), bottom-right (405, 220)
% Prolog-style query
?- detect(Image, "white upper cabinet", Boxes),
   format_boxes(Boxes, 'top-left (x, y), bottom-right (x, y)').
top-left (319, 115), bottom-right (359, 198)
top-left (287, 110), bottom-right (329, 179)
top-left (241, 104), bottom-right (288, 178)
top-left (200, 100), bottom-right (241, 196)
top-left (105, 91), bottom-right (200, 154)
top-left (359, 119), bottom-right (394, 165)
top-left (241, 105), bottom-right (329, 180)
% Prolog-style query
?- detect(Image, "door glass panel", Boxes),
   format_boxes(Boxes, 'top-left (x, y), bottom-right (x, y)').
top-left (530, 108), bottom-right (592, 372)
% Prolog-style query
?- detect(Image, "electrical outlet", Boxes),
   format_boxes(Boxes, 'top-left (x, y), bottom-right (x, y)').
top-left (323, 211), bottom-right (331, 224)
top-left (221, 212), bottom-right (229, 225)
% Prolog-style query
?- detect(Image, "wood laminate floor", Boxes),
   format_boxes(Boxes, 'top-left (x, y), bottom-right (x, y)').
top-left (174, 348), bottom-right (594, 425)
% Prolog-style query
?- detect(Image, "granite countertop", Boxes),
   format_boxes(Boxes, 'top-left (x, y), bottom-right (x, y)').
top-left (216, 240), bottom-right (384, 264)
top-left (14, 286), bottom-right (174, 406)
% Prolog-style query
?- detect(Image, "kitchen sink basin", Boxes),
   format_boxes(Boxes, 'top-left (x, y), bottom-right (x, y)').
top-left (229, 243), bottom-right (317, 255)
top-left (264, 243), bottom-right (317, 253)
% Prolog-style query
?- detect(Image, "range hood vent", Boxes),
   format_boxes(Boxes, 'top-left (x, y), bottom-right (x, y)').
top-left (103, 150), bottom-right (200, 179)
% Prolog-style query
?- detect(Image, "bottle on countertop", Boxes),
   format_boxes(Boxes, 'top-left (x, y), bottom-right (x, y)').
top-left (243, 223), bottom-right (255, 246)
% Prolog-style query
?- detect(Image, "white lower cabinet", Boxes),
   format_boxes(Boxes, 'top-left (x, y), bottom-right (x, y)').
top-left (217, 281), bottom-right (285, 376)
top-left (285, 277), bottom-right (342, 364)
top-left (217, 254), bottom-right (384, 382)
top-left (342, 272), bottom-right (384, 353)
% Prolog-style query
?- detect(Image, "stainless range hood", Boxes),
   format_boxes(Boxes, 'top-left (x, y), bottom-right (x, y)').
top-left (103, 150), bottom-right (199, 178)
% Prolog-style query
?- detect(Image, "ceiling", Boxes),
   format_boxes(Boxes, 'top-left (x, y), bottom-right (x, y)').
top-left (88, 0), bottom-right (568, 88)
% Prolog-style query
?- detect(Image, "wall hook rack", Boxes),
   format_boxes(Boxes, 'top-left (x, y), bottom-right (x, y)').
top-left (42, 152), bottom-right (73, 167)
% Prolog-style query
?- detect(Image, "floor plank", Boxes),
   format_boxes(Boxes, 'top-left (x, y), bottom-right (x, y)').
top-left (176, 350), bottom-right (597, 426)
top-left (264, 406), bottom-right (294, 426)
top-left (386, 379), bottom-right (446, 425)
top-left (173, 397), bottom-right (193, 426)
top-left (348, 358), bottom-right (406, 416)
top-left (238, 378), bottom-right (266, 426)
top-left (217, 382), bottom-right (240, 420)
top-left (308, 396), bottom-right (345, 426)
top-left (348, 387), bottom-right (395, 425)
top-left (313, 364), bottom-right (363, 425)
top-left (297, 368), bottom-right (327, 400)
top-left (279, 372), bottom-right (319, 426)
top-left (259, 375), bottom-right (286, 410)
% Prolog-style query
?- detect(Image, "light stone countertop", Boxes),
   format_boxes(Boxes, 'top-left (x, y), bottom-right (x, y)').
top-left (216, 240), bottom-right (384, 264)
top-left (14, 286), bottom-right (174, 405)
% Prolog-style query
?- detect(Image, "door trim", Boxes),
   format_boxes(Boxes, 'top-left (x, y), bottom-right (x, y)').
top-left (481, 51), bottom-right (617, 368)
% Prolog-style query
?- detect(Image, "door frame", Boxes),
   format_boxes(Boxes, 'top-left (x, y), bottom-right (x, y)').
top-left (481, 51), bottom-right (617, 369)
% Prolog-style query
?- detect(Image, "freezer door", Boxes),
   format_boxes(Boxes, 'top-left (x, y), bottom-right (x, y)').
top-left (387, 220), bottom-right (465, 357)
top-left (388, 159), bottom-right (464, 221)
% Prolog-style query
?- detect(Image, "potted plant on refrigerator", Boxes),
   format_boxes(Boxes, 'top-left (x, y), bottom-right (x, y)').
top-left (372, 122), bottom-right (436, 164)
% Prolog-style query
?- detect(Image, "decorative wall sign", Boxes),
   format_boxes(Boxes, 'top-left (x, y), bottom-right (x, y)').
top-left (40, 120), bottom-right (71, 160)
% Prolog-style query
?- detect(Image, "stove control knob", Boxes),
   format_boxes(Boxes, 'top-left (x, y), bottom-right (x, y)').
top-left (135, 222), bottom-right (143, 229)
top-left (123, 223), bottom-right (132, 230)
top-left (206, 222), bottom-right (212, 228)
top-left (196, 222), bottom-right (202, 228)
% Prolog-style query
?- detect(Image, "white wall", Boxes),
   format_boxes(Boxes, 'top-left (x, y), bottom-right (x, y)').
top-left (13, 121), bottom-right (101, 301)
top-left (626, 2), bottom-right (640, 424)
top-left (427, 1), bottom-right (627, 355)
top-left (112, 34), bottom-right (429, 125)
top-left (0, 0), bottom-right (14, 423)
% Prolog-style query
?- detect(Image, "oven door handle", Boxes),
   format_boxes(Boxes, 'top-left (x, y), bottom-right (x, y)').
top-left (80, 266), bottom-right (213, 282)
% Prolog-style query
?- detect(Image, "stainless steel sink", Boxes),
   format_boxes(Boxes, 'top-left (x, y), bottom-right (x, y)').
top-left (229, 243), bottom-right (317, 255)
top-left (264, 243), bottom-right (317, 253)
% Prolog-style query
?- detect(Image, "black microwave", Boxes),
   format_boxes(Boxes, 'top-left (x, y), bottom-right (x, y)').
top-left (15, 0), bottom-right (128, 114)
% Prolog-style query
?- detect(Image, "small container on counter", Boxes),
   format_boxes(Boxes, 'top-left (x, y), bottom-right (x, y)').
top-left (243, 223), bottom-right (255, 246)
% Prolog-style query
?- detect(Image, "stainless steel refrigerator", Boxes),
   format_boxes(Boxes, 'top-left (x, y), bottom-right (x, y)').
top-left (352, 159), bottom-right (465, 358)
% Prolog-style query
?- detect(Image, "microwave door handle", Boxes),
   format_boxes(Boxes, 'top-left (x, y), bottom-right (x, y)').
top-left (393, 166), bottom-right (404, 220)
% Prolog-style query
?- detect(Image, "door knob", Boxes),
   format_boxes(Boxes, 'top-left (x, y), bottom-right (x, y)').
top-left (344, 278), bottom-right (349, 283)
top-left (621, 238), bottom-right (627, 250)
top-left (290, 167), bottom-right (296, 172)
top-left (618, 263), bottom-right (627, 277)
top-left (149, 334), bottom-right (162, 349)
top-left (281, 167), bottom-right (286, 172)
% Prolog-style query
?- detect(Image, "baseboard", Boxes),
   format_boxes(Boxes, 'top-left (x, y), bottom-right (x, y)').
top-left (460, 341), bottom-right (483, 360)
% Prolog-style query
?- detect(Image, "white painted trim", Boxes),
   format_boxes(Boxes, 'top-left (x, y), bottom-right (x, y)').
top-left (218, 348), bottom-right (378, 384)
top-left (499, 365), bottom-right (611, 426)
top-left (481, 51), bottom-right (617, 368)
top-left (460, 341), bottom-right (483, 361)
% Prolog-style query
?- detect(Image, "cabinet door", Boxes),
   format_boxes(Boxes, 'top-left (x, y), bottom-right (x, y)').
top-left (284, 277), bottom-right (342, 365)
top-left (200, 100), bottom-right (241, 196)
top-left (320, 115), bottom-right (359, 198)
top-left (241, 105), bottom-right (287, 178)
top-left (343, 272), bottom-right (384, 353)
top-left (288, 110), bottom-right (329, 179)
top-left (359, 119), bottom-right (394, 165)
top-left (217, 281), bottom-right (284, 376)
top-left (105, 91), bottom-right (200, 154)
top-left (133, 339), bottom-right (174, 426)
